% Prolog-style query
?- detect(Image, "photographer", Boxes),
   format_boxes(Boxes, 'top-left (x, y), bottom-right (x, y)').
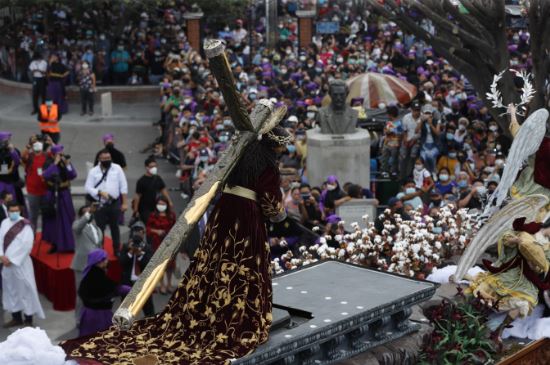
top-left (298, 184), bottom-right (322, 230)
top-left (418, 104), bottom-right (441, 172)
top-left (119, 222), bottom-right (155, 316)
top-left (41, 145), bottom-right (77, 253)
top-left (0, 132), bottom-right (20, 207)
top-left (71, 204), bottom-right (102, 327)
top-left (22, 134), bottom-right (49, 232)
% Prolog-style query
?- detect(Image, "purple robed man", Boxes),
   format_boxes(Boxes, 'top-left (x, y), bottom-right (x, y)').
top-left (41, 144), bottom-right (77, 252)
top-left (77, 249), bottom-right (130, 337)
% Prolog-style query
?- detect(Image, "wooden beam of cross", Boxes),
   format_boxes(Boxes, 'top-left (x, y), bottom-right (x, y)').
top-left (113, 39), bottom-right (287, 329)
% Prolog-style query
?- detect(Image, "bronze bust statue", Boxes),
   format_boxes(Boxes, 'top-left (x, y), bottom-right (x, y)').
top-left (317, 80), bottom-right (358, 134)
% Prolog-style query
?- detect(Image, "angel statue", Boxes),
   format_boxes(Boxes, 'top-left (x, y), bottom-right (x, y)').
top-left (467, 216), bottom-right (550, 338)
top-left (506, 104), bottom-right (550, 214)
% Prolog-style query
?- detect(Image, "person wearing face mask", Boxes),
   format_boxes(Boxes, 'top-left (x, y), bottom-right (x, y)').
top-left (22, 134), bottom-right (49, 232)
top-left (435, 167), bottom-right (457, 196)
top-left (94, 133), bottom-right (127, 169)
top-left (436, 145), bottom-right (460, 179)
top-left (41, 144), bottom-right (77, 253)
top-left (119, 222), bottom-right (156, 313)
top-left (85, 149), bottom-right (128, 257)
top-left (397, 180), bottom-right (423, 210)
top-left (77, 61), bottom-right (96, 116)
top-left (71, 204), bottom-right (103, 327)
top-left (413, 157), bottom-right (435, 191)
top-left (0, 201), bottom-right (45, 328)
top-left (399, 101), bottom-right (421, 180)
top-left (320, 175), bottom-right (349, 216)
top-left (132, 156), bottom-right (172, 224)
top-left (280, 142), bottom-right (301, 170)
top-left (110, 42), bottom-right (130, 85)
top-left (37, 98), bottom-right (61, 143)
top-left (454, 117), bottom-right (469, 144)
top-left (458, 179), bottom-right (486, 210)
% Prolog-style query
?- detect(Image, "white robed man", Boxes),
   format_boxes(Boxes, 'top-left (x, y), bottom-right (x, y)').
top-left (0, 201), bottom-right (45, 327)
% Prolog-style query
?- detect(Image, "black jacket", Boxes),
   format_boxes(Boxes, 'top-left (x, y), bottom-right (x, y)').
top-left (119, 244), bottom-right (153, 286)
top-left (78, 266), bottom-right (118, 310)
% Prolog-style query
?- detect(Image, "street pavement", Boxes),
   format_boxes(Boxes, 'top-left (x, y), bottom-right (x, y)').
top-left (0, 95), bottom-right (190, 342)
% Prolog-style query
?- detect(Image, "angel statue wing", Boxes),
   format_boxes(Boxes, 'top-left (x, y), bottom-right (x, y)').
top-left (483, 109), bottom-right (549, 215)
top-left (452, 194), bottom-right (548, 283)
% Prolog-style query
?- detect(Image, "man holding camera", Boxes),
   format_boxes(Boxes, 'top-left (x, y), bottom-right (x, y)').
top-left (41, 144), bottom-right (77, 253)
top-left (0, 132), bottom-right (21, 209)
top-left (85, 149), bottom-right (128, 257)
top-left (119, 222), bottom-right (155, 316)
top-left (71, 204), bottom-right (103, 326)
top-left (22, 134), bottom-right (49, 232)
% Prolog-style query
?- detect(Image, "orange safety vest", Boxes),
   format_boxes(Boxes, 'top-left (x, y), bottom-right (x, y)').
top-left (39, 104), bottom-right (60, 133)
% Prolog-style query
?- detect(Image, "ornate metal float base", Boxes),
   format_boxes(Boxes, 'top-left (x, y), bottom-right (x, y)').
top-left (234, 261), bottom-right (437, 365)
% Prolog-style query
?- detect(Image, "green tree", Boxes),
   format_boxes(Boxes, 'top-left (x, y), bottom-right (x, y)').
top-left (367, 0), bottom-right (550, 130)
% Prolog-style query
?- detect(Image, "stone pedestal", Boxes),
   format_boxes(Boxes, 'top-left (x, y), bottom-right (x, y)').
top-left (183, 12), bottom-right (204, 51)
top-left (296, 10), bottom-right (316, 49)
top-left (306, 128), bottom-right (370, 188)
top-left (336, 198), bottom-right (378, 231)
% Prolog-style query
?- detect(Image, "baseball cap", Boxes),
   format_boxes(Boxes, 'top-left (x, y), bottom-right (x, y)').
top-left (421, 104), bottom-right (434, 114)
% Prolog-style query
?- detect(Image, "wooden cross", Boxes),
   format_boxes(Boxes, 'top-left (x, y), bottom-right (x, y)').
top-left (113, 39), bottom-right (286, 329)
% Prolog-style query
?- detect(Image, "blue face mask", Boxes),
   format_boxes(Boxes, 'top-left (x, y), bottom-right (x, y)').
top-left (458, 180), bottom-right (468, 188)
top-left (433, 227), bottom-right (443, 234)
top-left (287, 145), bottom-right (296, 153)
top-left (446, 133), bottom-right (454, 140)
top-left (405, 187), bottom-right (416, 195)
top-left (9, 212), bottom-right (20, 221)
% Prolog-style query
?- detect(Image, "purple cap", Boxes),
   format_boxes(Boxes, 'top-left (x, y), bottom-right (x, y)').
top-left (326, 175), bottom-right (338, 184)
top-left (51, 145), bottom-right (64, 154)
top-left (388, 197), bottom-right (400, 207)
top-left (306, 82), bottom-right (318, 91)
top-left (82, 249), bottom-right (108, 278)
top-left (0, 131), bottom-right (11, 141)
top-left (508, 44), bottom-right (518, 52)
top-left (102, 133), bottom-right (114, 142)
top-left (326, 214), bottom-right (342, 224)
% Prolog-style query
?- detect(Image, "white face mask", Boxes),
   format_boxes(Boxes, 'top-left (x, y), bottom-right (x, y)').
top-left (439, 174), bottom-right (449, 182)
top-left (156, 204), bottom-right (167, 212)
top-left (414, 164), bottom-right (423, 171)
top-left (326, 184), bottom-right (337, 191)
top-left (149, 167), bottom-right (158, 175)
top-left (476, 186), bottom-right (487, 195)
top-left (33, 142), bottom-right (43, 152)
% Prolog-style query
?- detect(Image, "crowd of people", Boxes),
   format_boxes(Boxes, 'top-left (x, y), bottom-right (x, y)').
top-left (0, 0), bottom-right (532, 334)
top-left (0, 128), bottom-right (186, 332)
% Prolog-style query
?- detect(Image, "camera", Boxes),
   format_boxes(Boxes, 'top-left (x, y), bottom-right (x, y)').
top-left (130, 234), bottom-right (146, 250)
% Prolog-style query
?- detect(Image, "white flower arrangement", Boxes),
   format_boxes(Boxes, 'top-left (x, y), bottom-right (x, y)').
top-left (271, 206), bottom-right (477, 278)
